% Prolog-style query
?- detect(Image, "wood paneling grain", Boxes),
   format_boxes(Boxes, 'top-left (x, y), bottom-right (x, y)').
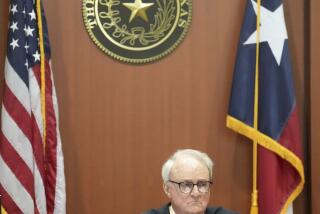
top-left (44, 1), bottom-right (252, 213)
top-left (310, 1), bottom-right (320, 213)
top-left (42, 0), bottom-right (306, 213)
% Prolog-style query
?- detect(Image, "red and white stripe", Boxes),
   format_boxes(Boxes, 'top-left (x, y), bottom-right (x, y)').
top-left (0, 56), bottom-right (65, 213)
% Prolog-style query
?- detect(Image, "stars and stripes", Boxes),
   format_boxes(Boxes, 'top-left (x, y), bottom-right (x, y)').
top-left (0, 0), bottom-right (66, 213)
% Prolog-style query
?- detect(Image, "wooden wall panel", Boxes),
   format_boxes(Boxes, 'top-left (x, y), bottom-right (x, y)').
top-left (0, 0), bottom-right (308, 213)
top-left (42, 1), bottom-right (252, 212)
top-left (310, 0), bottom-right (320, 213)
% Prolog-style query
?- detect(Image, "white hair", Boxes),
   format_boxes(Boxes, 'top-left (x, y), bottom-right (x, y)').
top-left (161, 149), bottom-right (214, 182)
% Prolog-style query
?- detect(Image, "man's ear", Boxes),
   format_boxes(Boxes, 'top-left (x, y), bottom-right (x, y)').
top-left (163, 183), bottom-right (171, 198)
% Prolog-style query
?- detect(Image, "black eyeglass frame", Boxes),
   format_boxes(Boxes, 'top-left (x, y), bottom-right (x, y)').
top-left (168, 180), bottom-right (213, 194)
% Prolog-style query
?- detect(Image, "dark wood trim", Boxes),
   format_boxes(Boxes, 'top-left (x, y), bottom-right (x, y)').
top-left (303, 0), bottom-right (311, 213)
top-left (310, 0), bottom-right (320, 213)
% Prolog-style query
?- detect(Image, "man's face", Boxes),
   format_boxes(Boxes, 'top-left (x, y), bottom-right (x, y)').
top-left (163, 157), bottom-right (211, 214)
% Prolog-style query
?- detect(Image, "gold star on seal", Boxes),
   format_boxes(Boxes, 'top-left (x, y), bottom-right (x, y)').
top-left (122, 0), bottom-right (154, 23)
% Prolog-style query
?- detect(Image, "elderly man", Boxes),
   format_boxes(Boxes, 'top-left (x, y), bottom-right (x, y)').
top-left (143, 149), bottom-right (237, 214)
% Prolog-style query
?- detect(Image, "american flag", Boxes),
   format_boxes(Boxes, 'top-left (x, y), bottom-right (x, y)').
top-left (0, 0), bottom-right (66, 213)
top-left (227, 0), bottom-right (304, 213)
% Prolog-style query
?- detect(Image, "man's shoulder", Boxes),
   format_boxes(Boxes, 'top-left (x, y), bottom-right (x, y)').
top-left (141, 204), bottom-right (238, 214)
top-left (141, 203), bottom-right (169, 214)
top-left (206, 206), bottom-right (238, 214)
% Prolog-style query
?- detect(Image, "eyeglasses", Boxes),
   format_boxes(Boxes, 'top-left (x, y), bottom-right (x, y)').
top-left (168, 180), bottom-right (212, 194)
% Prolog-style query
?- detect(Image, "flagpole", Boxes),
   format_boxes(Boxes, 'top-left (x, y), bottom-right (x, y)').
top-left (250, 0), bottom-right (261, 214)
top-left (36, 0), bottom-right (47, 155)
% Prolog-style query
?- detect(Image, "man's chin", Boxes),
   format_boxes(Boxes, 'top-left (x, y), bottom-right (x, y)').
top-left (186, 203), bottom-right (205, 213)
top-left (188, 201), bottom-right (203, 206)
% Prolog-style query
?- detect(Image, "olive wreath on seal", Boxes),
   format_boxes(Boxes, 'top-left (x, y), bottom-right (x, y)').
top-left (98, 0), bottom-right (176, 46)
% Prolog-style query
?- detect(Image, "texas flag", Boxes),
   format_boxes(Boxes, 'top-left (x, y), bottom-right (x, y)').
top-left (226, 0), bottom-right (305, 213)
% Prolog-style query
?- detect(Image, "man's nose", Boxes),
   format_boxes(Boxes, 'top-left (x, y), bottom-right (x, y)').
top-left (190, 185), bottom-right (201, 196)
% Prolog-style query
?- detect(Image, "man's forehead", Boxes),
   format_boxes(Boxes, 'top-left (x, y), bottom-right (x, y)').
top-left (173, 156), bottom-right (202, 167)
top-left (170, 156), bottom-right (209, 178)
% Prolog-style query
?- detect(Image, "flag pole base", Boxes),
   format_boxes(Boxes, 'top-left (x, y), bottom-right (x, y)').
top-left (250, 190), bottom-right (258, 214)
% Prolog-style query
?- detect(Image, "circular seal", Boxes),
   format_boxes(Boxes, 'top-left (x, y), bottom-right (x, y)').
top-left (82, 0), bottom-right (192, 64)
